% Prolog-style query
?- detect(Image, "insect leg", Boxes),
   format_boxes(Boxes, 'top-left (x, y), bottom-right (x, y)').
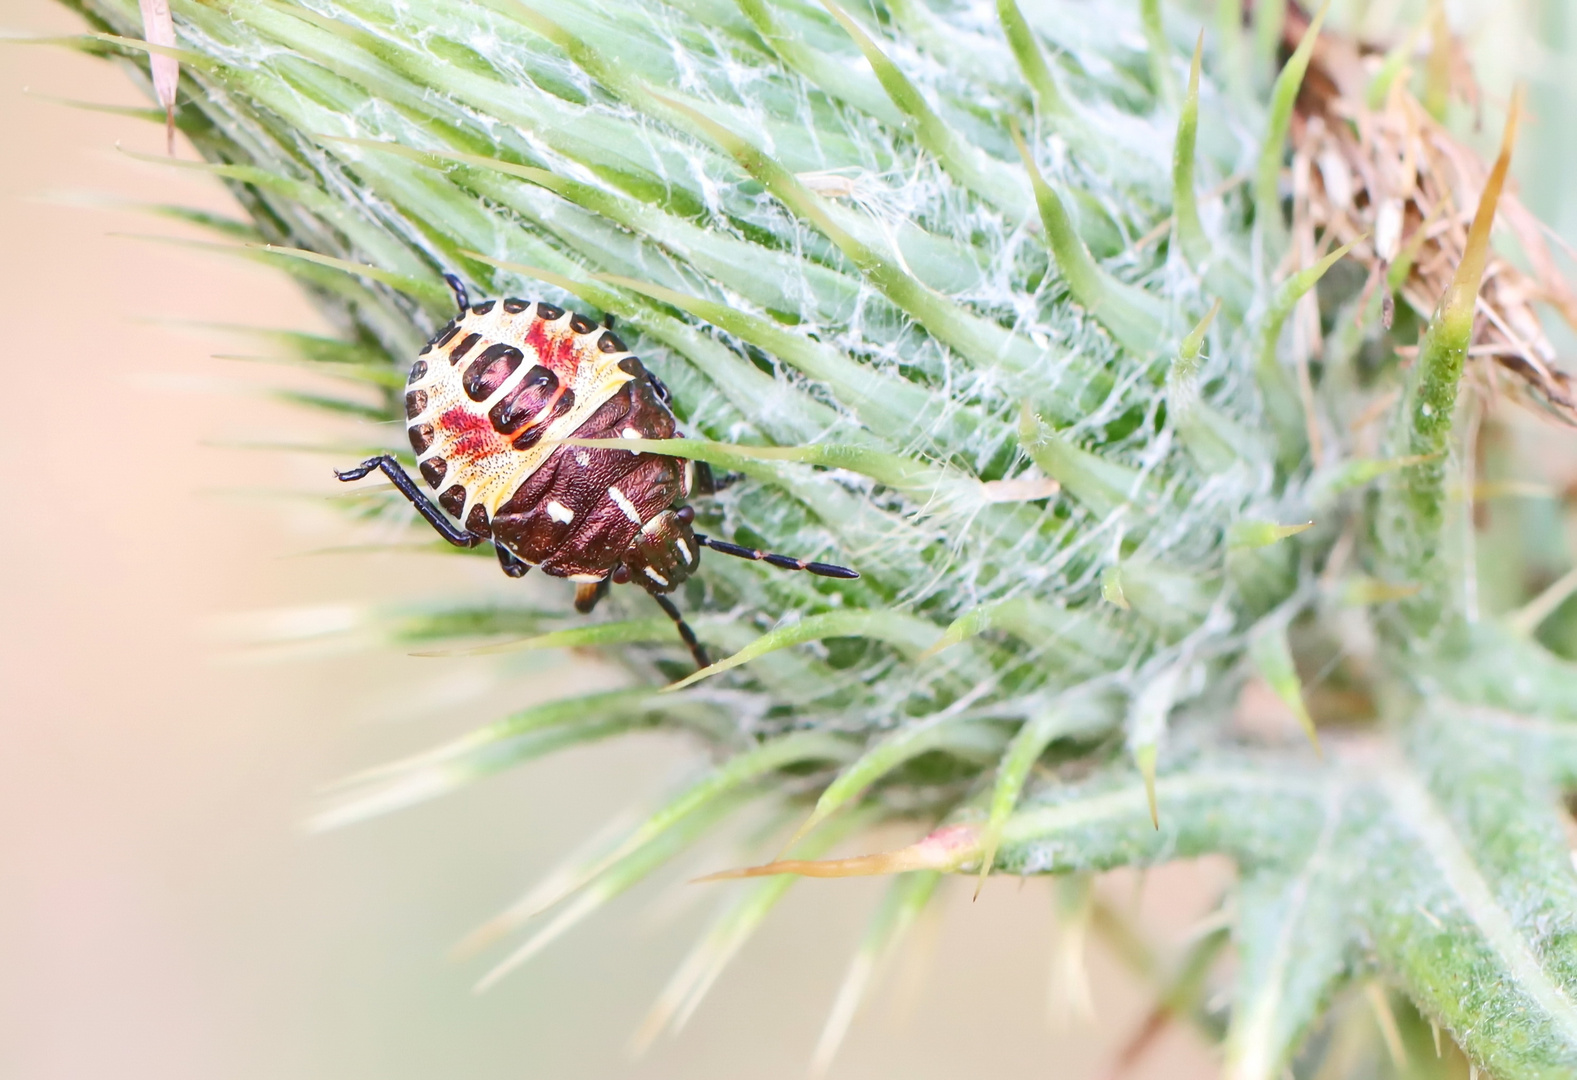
top-left (648, 591), bottom-right (709, 670)
top-left (689, 464), bottom-right (741, 495)
top-left (574, 579), bottom-right (610, 613)
top-left (334, 455), bottom-right (483, 548)
top-left (692, 534), bottom-right (858, 579)
top-left (601, 312), bottom-right (616, 330)
top-left (442, 272), bottom-right (470, 314)
top-left (495, 543), bottom-right (531, 578)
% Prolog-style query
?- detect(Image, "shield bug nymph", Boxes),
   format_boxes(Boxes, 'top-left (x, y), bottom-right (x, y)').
top-left (336, 275), bottom-right (858, 669)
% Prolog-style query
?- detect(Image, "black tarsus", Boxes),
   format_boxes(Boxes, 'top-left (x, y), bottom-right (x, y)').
top-left (442, 273), bottom-right (470, 314)
top-left (649, 591), bottom-right (709, 670)
top-left (692, 534), bottom-right (859, 579)
top-left (601, 312), bottom-right (616, 330)
top-left (495, 543), bottom-right (530, 577)
top-left (334, 455), bottom-right (483, 548)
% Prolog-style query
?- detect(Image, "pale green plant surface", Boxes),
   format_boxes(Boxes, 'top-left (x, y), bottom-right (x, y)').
top-left (36, 0), bottom-right (1577, 1074)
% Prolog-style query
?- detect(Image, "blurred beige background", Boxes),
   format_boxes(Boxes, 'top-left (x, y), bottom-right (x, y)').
top-left (11, 0), bottom-right (1571, 1077)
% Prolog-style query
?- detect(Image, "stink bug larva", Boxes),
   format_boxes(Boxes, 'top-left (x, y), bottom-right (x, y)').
top-left (336, 274), bottom-right (858, 669)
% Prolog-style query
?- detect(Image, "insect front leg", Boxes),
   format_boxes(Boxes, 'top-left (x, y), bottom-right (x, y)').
top-left (495, 543), bottom-right (531, 578)
top-left (334, 455), bottom-right (484, 549)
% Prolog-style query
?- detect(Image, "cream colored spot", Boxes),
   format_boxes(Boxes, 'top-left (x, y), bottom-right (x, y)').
top-left (643, 567), bottom-right (669, 587)
top-left (608, 485), bottom-right (641, 524)
top-left (546, 500), bottom-right (574, 524)
top-left (621, 427), bottom-right (642, 454)
top-left (566, 573), bottom-right (604, 583)
top-left (675, 538), bottom-right (692, 565)
top-left (574, 450), bottom-right (591, 467)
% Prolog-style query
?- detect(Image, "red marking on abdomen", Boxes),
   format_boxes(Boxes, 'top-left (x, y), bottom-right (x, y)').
top-left (524, 321), bottom-right (582, 378)
top-left (439, 405), bottom-right (508, 464)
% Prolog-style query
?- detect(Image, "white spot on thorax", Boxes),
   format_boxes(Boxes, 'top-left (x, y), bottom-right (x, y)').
top-left (675, 537), bottom-right (692, 565)
top-left (621, 427), bottom-right (642, 453)
top-left (608, 485), bottom-right (642, 524)
top-left (643, 567), bottom-right (669, 587)
top-left (574, 450), bottom-right (591, 467)
top-left (546, 499), bottom-right (574, 523)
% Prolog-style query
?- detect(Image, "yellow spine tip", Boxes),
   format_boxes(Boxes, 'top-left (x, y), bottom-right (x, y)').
top-left (1135, 744), bottom-right (1159, 829)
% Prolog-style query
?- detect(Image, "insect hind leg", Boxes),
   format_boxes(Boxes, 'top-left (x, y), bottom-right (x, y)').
top-left (334, 455), bottom-right (483, 549)
top-left (442, 272), bottom-right (469, 313)
top-left (648, 591), bottom-right (709, 670)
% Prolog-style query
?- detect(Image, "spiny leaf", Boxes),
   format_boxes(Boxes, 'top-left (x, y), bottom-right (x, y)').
top-left (639, 89), bottom-right (1096, 412)
top-left (633, 807), bottom-right (879, 1052)
top-left (1228, 520), bottom-right (1314, 549)
top-left (1012, 120), bottom-right (1167, 355)
top-left (467, 730), bottom-right (859, 954)
top-left (664, 610), bottom-right (940, 692)
top-left (1378, 87), bottom-right (1525, 642)
top-left (1172, 33), bottom-right (1208, 269)
top-left (733, 0), bottom-right (903, 125)
top-left (923, 596), bottom-right (1130, 673)
top-left (1317, 453), bottom-right (1441, 498)
top-left (557, 434), bottom-right (958, 503)
top-left (974, 698), bottom-right (1112, 890)
top-left (698, 823), bottom-right (981, 881)
top-left (410, 616), bottom-right (690, 657)
top-left (1247, 619), bottom-right (1320, 751)
top-left (475, 790), bottom-right (750, 990)
top-left (1017, 404), bottom-right (1149, 520)
top-left (1254, 1), bottom-right (1330, 254)
top-left (1256, 237), bottom-right (1362, 461)
top-left (788, 717), bottom-right (1007, 847)
top-left (820, 0), bottom-right (1029, 221)
top-left (307, 689), bottom-right (662, 828)
top-left (1222, 820), bottom-right (1351, 1080)
top-left (250, 244), bottom-right (451, 308)
top-left (584, 273), bottom-right (950, 443)
top-left (811, 869), bottom-right (942, 1073)
top-left (996, 0), bottom-right (1070, 117)
top-left (1140, 0), bottom-right (1177, 108)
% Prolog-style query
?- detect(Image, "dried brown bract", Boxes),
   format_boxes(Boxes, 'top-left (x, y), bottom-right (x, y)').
top-left (1288, 7), bottom-right (1577, 423)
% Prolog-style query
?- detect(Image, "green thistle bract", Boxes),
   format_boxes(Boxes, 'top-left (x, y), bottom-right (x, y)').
top-left (51, 0), bottom-right (1577, 1074)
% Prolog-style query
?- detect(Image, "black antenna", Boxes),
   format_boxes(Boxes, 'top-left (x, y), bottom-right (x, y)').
top-left (693, 534), bottom-right (859, 579)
